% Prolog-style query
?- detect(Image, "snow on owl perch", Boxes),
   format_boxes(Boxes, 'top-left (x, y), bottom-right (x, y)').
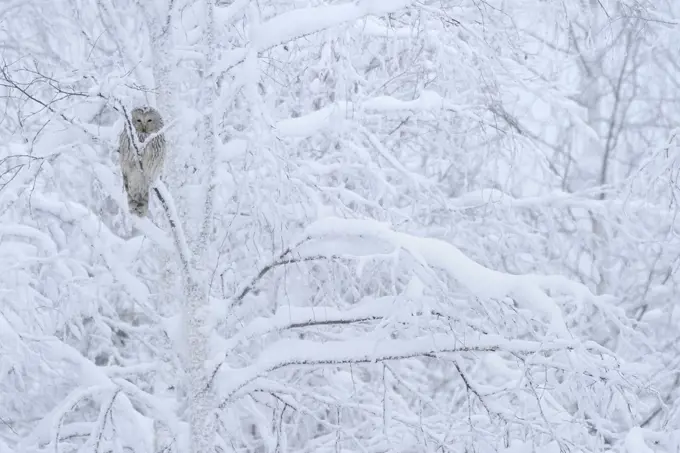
top-left (118, 106), bottom-right (167, 217)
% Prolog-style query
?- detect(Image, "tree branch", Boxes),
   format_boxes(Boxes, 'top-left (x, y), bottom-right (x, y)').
top-left (217, 336), bottom-right (591, 407)
top-left (227, 237), bottom-right (313, 308)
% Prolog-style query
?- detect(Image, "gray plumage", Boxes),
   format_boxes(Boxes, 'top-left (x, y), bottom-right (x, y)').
top-left (118, 106), bottom-right (167, 217)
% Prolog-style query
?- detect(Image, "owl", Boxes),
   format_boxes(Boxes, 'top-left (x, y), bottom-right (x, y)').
top-left (118, 106), bottom-right (167, 217)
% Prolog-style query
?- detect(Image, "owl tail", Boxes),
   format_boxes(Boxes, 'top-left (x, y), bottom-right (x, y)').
top-left (127, 190), bottom-right (149, 217)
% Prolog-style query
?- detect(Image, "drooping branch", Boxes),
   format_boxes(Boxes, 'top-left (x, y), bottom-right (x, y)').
top-left (0, 63), bottom-right (106, 145)
top-left (227, 236), bottom-right (313, 308)
top-left (217, 335), bottom-right (603, 407)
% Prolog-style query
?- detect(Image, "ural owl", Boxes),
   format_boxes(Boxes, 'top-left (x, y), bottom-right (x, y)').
top-left (118, 106), bottom-right (167, 217)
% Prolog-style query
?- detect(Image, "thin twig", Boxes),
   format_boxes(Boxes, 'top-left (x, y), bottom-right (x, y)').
top-left (228, 237), bottom-right (313, 308)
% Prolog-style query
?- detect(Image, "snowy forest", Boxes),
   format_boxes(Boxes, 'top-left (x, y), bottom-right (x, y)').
top-left (2, 0), bottom-right (680, 452)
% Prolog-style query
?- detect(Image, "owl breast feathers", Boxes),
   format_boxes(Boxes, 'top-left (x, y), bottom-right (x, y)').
top-left (118, 106), bottom-right (167, 217)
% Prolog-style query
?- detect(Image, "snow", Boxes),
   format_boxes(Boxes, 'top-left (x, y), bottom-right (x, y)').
top-left (625, 427), bottom-right (654, 453)
top-left (305, 217), bottom-right (576, 337)
top-left (0, 224), bottom-right (59, 256)
top-left (251, 0), bottom-right (413, 51)
top-left (358, 17), bottom-right (416, 39)
top-left (276, 102), bottom-right (350, 137)
top-left (3, 1), bottom-right (680, 452)
top-left (274, 93), bottom-right (481, 139)
top-left (218, 334), bottom-right (587, 400)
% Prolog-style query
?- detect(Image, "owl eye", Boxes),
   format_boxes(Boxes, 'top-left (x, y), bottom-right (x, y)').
top-left (147, 119), bottom-right (152, 122)
top-left (136, 119), bottom-right (141, 122)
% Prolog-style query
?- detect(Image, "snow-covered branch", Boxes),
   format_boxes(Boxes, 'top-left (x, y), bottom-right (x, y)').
top-left (217, 334), bottom-right (611, 404)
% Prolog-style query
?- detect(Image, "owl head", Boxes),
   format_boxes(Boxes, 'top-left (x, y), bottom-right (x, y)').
top-left (130, 106), bottom-right (164, 134)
